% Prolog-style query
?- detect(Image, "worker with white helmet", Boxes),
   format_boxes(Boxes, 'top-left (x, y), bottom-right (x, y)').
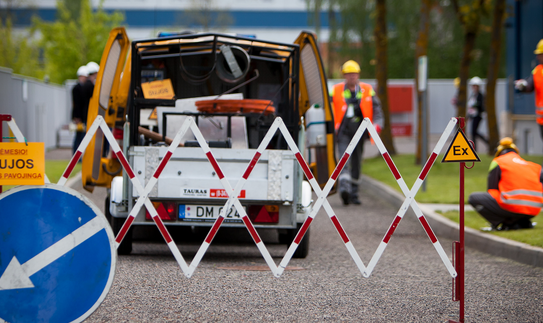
top-left (72, 65), bottom-right (90, 155)
top-left (467, 76), bottom-right (487, 151)
top-left (330, 60), bottom-right (384, 205)
top-left (86, 61), bottom-right (100, 84)
top-left (515, 39), bottom-right (543, 143)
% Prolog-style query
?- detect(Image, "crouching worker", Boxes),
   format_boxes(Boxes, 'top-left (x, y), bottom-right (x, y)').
top-left (469, 137), bottom-right (543, 231)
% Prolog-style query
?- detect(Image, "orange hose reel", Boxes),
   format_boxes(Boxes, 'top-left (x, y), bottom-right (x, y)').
top-left (195, 99), bottom-right (275, 115)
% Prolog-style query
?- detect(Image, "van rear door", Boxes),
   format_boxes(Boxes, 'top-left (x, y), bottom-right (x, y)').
top-left (82, 27), bottom-right (130, 191)
top-left (294, 32), bottom-right (336, 189)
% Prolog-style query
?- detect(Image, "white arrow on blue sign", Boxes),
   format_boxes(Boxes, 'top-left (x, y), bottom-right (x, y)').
top-left (0, 184), bottom-right (116, 323)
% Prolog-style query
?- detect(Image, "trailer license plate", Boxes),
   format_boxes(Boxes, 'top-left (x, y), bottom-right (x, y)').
top-left (179, 204), bottom-right (243, 222)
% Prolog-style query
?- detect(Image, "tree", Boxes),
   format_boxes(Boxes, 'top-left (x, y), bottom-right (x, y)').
top-left (374, 0), bottom-right (395, 154)
top-left (451, 0), bottom-right (490, 118)
top-left (485, 0), bottom-right (505, 155)
top-left (0, 17), bottom-right (44, 79)
top-left (33, 0), bottom-right (124, 84)
top-left (181, 0), bottom-right (233, 31)
top-left (414, 0), bottom-right (433, 164)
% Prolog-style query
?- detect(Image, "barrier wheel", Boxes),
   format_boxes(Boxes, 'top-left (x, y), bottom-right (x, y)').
top-left (111, 215), bottom-right (132, 255)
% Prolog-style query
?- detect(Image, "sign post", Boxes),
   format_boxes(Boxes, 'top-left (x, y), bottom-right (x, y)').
top-left (442, 117), bottom-right (480, 323)
top-left (418, 56), bottom-right (428, 191)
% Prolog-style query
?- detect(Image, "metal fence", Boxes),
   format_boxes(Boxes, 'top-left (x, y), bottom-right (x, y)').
top-left (0, 67), bottom-right (76, 149)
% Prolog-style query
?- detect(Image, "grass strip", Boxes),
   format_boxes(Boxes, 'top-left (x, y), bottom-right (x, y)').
top-left (440, 210), bottom-right (543, 248)
top-left (363, 153), bottom-right (543, 247)
top-left (363, 153), bottom-right (543, 204)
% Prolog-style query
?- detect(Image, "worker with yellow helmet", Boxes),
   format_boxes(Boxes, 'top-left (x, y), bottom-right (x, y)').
top-left (468, 137), bottom-right (543, 231)
top-left (330, 60), bottom-right (384, 205)
top-left (515, 39), bottom-right (543, 140)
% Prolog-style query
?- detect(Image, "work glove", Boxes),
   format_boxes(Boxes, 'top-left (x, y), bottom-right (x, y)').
top-left (515, 79), bottom-right (527, 91)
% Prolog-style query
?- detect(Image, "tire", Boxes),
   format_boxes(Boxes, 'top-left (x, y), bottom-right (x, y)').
top-left (292, 225), bottom-right (309, 258)
top-left (279, 224), bottom-right (310, 259)
top-left (104, 196), bottom-right (112, 224)
top-left (111, 214), bottom-right (133, 255)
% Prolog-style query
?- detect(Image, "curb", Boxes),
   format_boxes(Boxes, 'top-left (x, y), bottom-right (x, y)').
top-left (362, 174), bottom-right (543, 268)
top-left (64, 171), bottom-right (82, 189)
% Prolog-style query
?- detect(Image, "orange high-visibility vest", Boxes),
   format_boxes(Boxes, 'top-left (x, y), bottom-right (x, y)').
top-left (488, 152), bottom-right (543, 216)
top-left (332, 82), bottom-right (374, 131)
top-left (533, 65), bottom-right (543, 125)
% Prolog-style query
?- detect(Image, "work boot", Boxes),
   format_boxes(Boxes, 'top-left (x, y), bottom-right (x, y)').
top-left (517, 218), bottom-right (534, 229)
top-left (350, 195), bottom-right (362, 205)
top-left (341, 191), bottom-right (350, 205)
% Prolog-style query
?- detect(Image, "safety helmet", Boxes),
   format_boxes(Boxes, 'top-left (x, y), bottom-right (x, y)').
top-left (86, 61), bottom-right (100, 75)
top-left (341, 60), bottom-right (361, 74)
top-left (495, 137), bottom-right (519, 157)
top-left (454, 77), bottom-right (460, 88)
top-left (77, 65), bottom-right (89, 77)
top-left (469, 76), bottom-right (483, 86)
top-left (534, 39), bottom-right (543, 55)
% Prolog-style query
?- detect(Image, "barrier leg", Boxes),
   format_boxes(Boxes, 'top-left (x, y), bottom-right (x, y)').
top-left (0, 114), bottom-right (13, 194)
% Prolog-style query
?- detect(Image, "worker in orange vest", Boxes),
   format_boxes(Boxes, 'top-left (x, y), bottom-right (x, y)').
top-left (469, 137), bottom-right (543, 231)
top-left (331, 60), bottom-right (383, 205)
top-left (515, 39), bottom-right (543, 140)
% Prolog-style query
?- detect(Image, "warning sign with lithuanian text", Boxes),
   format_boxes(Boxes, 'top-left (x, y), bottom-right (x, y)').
top-left (441, 129), bottom-right (480, 163)
top-left (141, 79), bottom-right (175, 99)
top-left (0, 142), bottom-right (45, 185)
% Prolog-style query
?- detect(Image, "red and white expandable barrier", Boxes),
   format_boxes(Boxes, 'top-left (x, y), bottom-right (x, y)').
top-left (55, 114), bottom-right (458, 279)
top-left (363, 117), bottom-right (458, 278)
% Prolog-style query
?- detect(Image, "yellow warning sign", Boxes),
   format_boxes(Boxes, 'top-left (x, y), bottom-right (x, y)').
top-left (141, 79), bottom-right (175, 100)
top-left (0, 142), bottom-right (45, 185)
top-left (441, 129), bottom-right (481, 163)
top-left (149, 107), bottom-right (157, 120)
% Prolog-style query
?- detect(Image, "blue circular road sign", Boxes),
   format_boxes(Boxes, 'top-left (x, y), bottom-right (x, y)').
top-left (0, 184), bottom-right (116, 322)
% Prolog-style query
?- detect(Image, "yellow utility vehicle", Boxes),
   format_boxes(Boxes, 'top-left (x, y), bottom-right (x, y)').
top-left (82, 27), bottom-right (336, 257)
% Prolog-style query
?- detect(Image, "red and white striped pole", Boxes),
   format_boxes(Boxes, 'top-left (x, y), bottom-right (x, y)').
top-left (57, 116), bottom-right (104, 186)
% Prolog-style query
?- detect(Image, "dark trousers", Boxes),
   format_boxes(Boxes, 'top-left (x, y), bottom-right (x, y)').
top-left (337, 118), bottom-right (366, 198)
top-left (468, 192), bottom-right (533, 227)
top-left (470, 116), bottom-right (487, 151)
top-left (73, 131), bottom-right (85, 155)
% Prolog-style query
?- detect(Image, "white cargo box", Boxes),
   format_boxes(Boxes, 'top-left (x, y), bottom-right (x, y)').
top-left (130, 146), bottom-right (297, 202)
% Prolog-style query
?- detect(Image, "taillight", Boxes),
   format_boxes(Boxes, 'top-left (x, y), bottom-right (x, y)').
top-left (113, 127), bottom-right (123, 140)
top-left (146, 201), bottom-right (177, 221)
top-left (248, 205), bottom-right (279, 223)
top-left (111, 127), bottom-right (124, 160)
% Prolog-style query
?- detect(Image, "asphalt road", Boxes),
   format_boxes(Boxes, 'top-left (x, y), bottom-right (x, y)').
top-left (70, 183), bottom-right (543, 322)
